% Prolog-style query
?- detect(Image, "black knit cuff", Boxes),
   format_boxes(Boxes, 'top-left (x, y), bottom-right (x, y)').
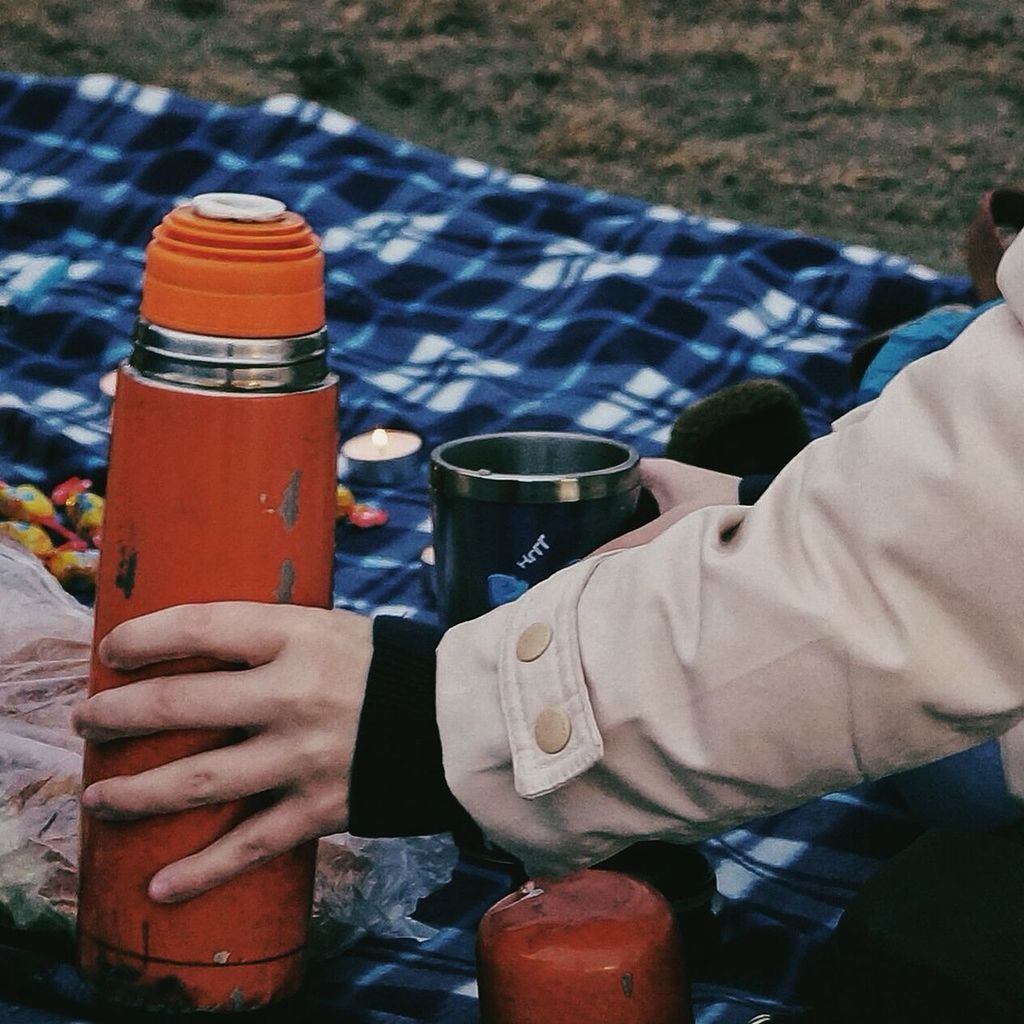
top-left (738, 473), bottom-right (776, 505)
top-left (347, 615), bottom-right (478, 841)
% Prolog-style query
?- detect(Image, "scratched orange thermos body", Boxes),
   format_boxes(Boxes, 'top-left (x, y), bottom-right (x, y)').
top-left (77, 193), bottom-right (338, 1011)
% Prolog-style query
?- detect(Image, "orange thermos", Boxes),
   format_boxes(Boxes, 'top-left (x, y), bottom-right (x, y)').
top-left (476, 870), bottom-right (693, 1024)
top-left (77, 193), bottom-right (338, 1011)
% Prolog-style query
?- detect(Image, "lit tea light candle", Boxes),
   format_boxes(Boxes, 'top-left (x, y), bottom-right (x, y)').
top-left (340, 427), bottom-right (424, 486)
top-left (99, 369), bottom-right (119, 401)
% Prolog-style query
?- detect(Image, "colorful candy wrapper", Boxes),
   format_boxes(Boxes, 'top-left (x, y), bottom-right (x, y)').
top-left (47, 547), bottom-right (100, 586)
top-left (336, 484), bottom-right (388, 528)
top-left (0, 520), bottom-right (55, 557)
top-left (348, 503), bottom-right (390, 528)
top-left (0, 482), bottom-right (55, 520)
top-left (66, 492), bottom-right (105, 546)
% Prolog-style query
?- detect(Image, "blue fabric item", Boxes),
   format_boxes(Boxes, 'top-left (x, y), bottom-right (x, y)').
top-left (856, 300), bottom-right (999, 403)
top-left (0, 73), bottom-right (983, 1022)
top-left (891, 740), bottom-right (1024, 832)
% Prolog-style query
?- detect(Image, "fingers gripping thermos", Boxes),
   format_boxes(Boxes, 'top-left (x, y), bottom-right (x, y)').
top-left (77, 194), bottom-right (339, 1011)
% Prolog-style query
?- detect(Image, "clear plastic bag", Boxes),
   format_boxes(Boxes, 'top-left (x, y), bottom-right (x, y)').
top-left (0, 537), bottom-right (456, 951)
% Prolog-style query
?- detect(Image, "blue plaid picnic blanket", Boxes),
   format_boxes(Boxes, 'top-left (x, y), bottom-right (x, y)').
top-left (0, 72), bottom-right (978, 1023)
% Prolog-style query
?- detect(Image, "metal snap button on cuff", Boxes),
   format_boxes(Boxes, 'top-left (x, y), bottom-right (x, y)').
top-left (534, 707), bottom-right (572, 754)
top-left (516, 621), bottom-right (553, 662)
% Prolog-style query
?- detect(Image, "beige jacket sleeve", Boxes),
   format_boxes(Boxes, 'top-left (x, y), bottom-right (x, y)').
top-left (436, 238), bottom-right (1024, 878)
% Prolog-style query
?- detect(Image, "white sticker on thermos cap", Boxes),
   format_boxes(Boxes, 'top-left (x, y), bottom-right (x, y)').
top-left (191, 192), bottom-right (287, 222)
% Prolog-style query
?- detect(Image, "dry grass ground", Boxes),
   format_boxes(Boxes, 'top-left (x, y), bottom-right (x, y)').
top-left (4, 0), bottom-right (1023, 271)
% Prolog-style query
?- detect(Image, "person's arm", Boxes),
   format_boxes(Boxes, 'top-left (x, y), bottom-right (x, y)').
top-left (71, 458), bottom-right (738, 900)
top-left (436, 297), bottom-right (1024, 876)
top-left (347, 463), bottom-right (745, 844)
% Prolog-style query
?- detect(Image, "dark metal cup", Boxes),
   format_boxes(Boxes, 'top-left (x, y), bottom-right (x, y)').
top-left (429, 432), bottom-right (641, 627)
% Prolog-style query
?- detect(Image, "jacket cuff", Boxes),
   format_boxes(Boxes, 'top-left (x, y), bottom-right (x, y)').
top-left (438, 555), bottom-right (608, 812)
top-left (348, 615), bottom-right (477, 840)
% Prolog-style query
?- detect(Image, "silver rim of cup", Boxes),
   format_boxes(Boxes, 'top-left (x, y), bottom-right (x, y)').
top-left (130, 319), bottom-right (331, 392)
top-left (430, 431), bottom-right (641, 504)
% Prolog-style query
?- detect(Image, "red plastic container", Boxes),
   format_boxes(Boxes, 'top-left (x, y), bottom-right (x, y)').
top-left (77, 193), bottom-right (338, 1011)
top-left (477, 869), bottom-right (693, 1024)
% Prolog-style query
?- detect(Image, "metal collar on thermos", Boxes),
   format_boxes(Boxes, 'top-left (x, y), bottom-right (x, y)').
top-left (130, 319), bottom-right (331, 393)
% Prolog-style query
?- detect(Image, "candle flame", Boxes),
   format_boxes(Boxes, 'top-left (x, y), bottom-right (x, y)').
top-left (371, 427), bottom-right (388, 450)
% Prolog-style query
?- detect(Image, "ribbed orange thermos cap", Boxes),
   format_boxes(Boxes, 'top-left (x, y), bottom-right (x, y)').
top-left (139, 192), bottom-right (325, 338)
